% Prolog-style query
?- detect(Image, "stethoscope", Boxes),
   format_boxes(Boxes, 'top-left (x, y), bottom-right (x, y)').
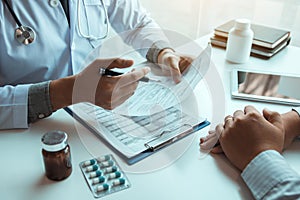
top-left (3, 0), bottom-right (36, 45)
top-left (77, 0), bottom-right (109, 40)
top-left (3, 0), bottom-right (109, 45)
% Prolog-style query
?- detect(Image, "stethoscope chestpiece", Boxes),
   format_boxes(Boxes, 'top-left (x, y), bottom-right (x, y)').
top-left (15, 25), bottom-right (36, 45)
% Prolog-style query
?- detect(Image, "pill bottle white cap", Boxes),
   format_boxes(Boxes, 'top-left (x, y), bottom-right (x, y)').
top-left (41, 130), bottom-right (68, 152)
top-left (234, 19), bottom-right (251, 30)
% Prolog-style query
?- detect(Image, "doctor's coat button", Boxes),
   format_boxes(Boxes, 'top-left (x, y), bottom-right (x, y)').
top-left (49, 0), bottom-right (59, 7)
top-left (38, 114), bottom-right (45, 119)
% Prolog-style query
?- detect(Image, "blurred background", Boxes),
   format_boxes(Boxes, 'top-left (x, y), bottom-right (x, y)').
top-left (139, 0), bottom-right (300, 47)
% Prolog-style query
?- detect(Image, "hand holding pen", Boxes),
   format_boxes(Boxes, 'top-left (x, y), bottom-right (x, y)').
top-left (71, 58), bottom-right (150, 110)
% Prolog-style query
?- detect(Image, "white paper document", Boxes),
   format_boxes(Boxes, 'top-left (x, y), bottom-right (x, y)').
top-left (114, 44), bottom-right (211, 116)
top-left (67, 45), bottom-right (211, 163)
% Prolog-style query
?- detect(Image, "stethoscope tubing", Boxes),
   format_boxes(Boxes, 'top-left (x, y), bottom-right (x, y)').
top-left (3, 0), bottom-right (109, 45)
top-left (77, 0), bottom-right (109, 40)
top-left (3, 0), bottom-right (22, 27)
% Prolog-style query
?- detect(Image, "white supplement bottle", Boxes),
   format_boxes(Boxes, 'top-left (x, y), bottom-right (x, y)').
top-left (225, 19), bottom-right (254, 63)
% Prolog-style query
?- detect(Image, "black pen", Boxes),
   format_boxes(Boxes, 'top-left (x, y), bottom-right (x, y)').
top-left (99, 68), bottom-right (159, 83)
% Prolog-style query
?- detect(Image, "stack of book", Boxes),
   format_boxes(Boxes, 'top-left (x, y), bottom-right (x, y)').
top-left (210, 20), bottom-right (291, 59)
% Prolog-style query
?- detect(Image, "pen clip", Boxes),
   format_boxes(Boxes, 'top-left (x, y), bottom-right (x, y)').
top-left (99, 68), bottom-right (106, 75)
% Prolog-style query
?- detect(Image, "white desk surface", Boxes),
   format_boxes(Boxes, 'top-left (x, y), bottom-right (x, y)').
top-left (1, 35), bottom-right (300, 200)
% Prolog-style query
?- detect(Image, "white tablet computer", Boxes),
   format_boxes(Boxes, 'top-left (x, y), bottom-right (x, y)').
top-left (231, 69), bottom-right (300, 106)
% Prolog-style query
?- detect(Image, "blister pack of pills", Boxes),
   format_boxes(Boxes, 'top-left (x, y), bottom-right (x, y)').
top-left (79, 154), bottom-right (131, 198)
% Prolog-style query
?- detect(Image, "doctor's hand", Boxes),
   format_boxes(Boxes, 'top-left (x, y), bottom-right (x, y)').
top-left (200, 106), bottom-right (285, 171)
top-left (157, 48), bottom-right (193, 83)
top-left (50, 58), bottom-right (150, 111)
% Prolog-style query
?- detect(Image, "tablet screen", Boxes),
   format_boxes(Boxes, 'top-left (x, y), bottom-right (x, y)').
top-left (231, 70), bottom-right (300, 106)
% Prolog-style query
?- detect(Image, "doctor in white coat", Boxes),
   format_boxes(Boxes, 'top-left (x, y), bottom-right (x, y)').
top-left (0, 0), bottom-right (191, 129)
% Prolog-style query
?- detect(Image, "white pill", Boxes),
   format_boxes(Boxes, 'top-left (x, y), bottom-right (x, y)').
top-left (112, 178), bottom-right (126, 186)
top-left (108, 171), bottom-right (121, 179)
top-left (96, 155), bottom-right (110, 162)
top-left (89, 170), bottom-right (102, 178)
top-left (92, 176), bottom-right (105, 185)
top-left (83, 159), bottom-right (96, 167)
top-left (95, 183), bottom-right (109, 192)
top-left (85, 165), bottom-right (98, 172)
top-left (104, 166), bottom-right (118, 174)
top-left (100, 160), bottom-right (114, 168)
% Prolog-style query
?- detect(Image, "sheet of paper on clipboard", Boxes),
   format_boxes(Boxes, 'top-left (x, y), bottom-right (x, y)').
top-left (114, 44), bottom-right (212, 117)
top-left (67, 44), bottom-right (211, 164)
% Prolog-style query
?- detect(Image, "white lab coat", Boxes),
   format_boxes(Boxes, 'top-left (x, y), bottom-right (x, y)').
top-left (0, 0), bottom-right (167, 129)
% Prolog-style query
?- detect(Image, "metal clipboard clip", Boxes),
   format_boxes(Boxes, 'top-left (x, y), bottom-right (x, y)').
top-left (144, 123), bottom-right (194, 152)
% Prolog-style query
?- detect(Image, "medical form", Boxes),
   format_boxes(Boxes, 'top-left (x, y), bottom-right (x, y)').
top-left (115, 44), bottom-right (211, 116)
top-left (67, 45), bottom-right (211, 164)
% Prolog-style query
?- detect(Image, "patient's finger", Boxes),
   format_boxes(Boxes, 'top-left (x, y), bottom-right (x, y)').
top-left (200, 132), bottom-right (219, 150)
top-left (211, 145), bottom-right (223, 154)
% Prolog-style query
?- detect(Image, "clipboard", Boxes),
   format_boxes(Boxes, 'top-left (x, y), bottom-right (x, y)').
top-left (125, 120), bottom-right (210, 165)
top-left (66, 44), bottom-right (211, 164)
top-left (66, 103), bottom-right (210, 165)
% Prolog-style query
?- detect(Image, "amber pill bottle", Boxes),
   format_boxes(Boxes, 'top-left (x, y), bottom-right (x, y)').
top-left (41, 131), bottom-right (72, 181)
